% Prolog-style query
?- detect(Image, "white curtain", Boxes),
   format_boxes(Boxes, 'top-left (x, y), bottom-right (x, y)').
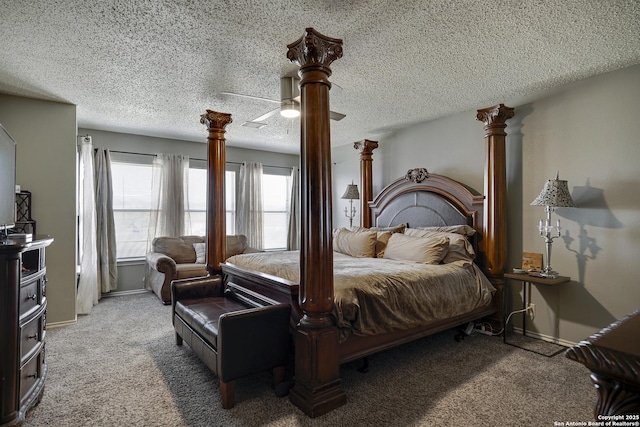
top-left (76, 139), bottom-right (118, 314)
top-left (147, 154), bottom-right (190, 249)
top-left (94, 148), bottom-right (118, 294)
top-left (76, 137), bottom-right (99, 314)
top-left (287, 167), bottom-right (300, 250)
top-left (236, 162), bottom-right (263, 249)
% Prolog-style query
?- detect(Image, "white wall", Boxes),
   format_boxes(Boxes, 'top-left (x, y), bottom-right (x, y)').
top-left (0, 94), bottom-right (77, 325)
top-left (332, 64), bottom-right (640, 344)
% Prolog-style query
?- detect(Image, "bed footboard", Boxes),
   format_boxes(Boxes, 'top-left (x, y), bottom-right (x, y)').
top-left (221, 262), bottom-right (302, 327)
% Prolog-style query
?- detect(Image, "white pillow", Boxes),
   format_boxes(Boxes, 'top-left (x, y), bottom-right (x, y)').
top-left (193, 243), bottom-right (206, 264)
top-left (416, 225), bottom-right (476, 237)
top-left (333, 228), bottom-right (377, 258)
top-left (383, 233), bottom-right (449, 264)
top-left (351, 223), bottom-right (407, 235)
top-left (405, 228), bottom-right (475, 263)
top-left (345, 228), bottom-right (392, 258)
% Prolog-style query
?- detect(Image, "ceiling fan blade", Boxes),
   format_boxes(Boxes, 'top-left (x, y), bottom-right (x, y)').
top-left (330, 111), bottom-right (346, 121)
top-left (290, 96), bottom-right (344, 120)
top-left (253, 107), bottom-right (280, 122)
top-left (219, 92), bottom-right (281, 104)
top-left (242, 107), bottom-right (281, 128)
top-left (241, 121), bottom-right (268, 129)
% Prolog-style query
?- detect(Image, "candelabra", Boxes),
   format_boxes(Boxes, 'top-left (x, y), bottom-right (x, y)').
top-left (531, 173), bottom-right (575, 278)
top-left (537, 208), bottom-right (563, 278)
top-left (341, 182), bottom-right (359, 228)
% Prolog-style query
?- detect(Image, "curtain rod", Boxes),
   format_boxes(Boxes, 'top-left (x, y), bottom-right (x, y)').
top-left (107, 149), bottom-right (293, 170)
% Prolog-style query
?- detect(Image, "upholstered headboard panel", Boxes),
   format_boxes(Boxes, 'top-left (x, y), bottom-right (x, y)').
top-left (374, 191), bottom-right (468, 228)
top-left (369, 169), bottom-right (485, 264)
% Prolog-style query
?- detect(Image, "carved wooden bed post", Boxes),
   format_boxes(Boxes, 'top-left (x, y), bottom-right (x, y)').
top-left (354, 139), bottom-right (378, 228)
top-left (286, 28), bottom-right (346, 417)
top-left (200, 110), bottom-right (232, 274)
top-left (476, 104), bottom-right (514, 322)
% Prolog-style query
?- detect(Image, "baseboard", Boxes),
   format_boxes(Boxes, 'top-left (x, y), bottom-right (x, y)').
top-left (512, 327), bottom-right (577, 348)
top-left (48, 318), bottom-right (77, 329)
top-left (47, 290), bottom-right (149, 329)
top-left (102, 289), bottom-right (149, 298)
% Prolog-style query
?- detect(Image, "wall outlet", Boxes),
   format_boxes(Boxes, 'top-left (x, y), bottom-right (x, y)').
top-left (528, 303), bottom-right (535, 319)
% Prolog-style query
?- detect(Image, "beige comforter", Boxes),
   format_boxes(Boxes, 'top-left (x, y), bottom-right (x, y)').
top-left (226, 251), bottom-right (495, 341)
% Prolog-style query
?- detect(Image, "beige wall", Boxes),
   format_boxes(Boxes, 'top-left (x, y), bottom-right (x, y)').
top-left (518, 65), bottom-right (640, 343)
top-left (0, 94), bottom-right (77, 325)
top-left (78, 128), bottom-right (300, 168)
top-left (332, 64), bottom-right (640, 344)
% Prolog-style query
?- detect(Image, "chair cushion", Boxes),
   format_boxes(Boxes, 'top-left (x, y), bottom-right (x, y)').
top-left (152, 236), bottom-right (204, 264)
top-left (152, 235), bottom-right (248, 265)
top-left (175, 297), bottom-right (250, 344)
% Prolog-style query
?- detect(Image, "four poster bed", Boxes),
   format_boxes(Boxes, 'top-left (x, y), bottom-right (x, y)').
top-left (221, 170), bottom-right (496, 364)
top-left (199, 28), bottom-right (513, 417)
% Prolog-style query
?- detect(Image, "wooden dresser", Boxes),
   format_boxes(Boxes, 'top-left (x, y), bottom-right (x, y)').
top-left (0, 235), bottom-right (53, 426)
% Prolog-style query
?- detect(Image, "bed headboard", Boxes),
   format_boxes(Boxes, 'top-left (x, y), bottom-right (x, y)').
top-left (369, 168), bottom-right (485, 264)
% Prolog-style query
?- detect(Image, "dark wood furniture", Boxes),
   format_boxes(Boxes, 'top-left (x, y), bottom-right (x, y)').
top-left (503, 272), bottom-right (570, 355)
top-left (566, 309), bottom-right (640, 417)
top-left (171, 277), bottom-right (291, 409)
top-left (202, 28), bottom-right (513, 417)
top-left (1, 235), bottom-right (53, 426)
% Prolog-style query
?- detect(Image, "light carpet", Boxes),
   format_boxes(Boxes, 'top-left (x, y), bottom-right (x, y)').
top-left (23, 292), bottom-right (596, 426)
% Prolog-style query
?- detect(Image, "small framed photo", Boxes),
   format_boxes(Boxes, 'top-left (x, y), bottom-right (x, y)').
top-left (522, 252), bottom-right (543, 271)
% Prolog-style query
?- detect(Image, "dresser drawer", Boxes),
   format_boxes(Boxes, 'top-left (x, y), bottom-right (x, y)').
top-left (19, 349), bottom-right (44, 406)
top-left (19, 275), bottom-right (44, 317)
top-left (20, 312), bottom-right (45, 364)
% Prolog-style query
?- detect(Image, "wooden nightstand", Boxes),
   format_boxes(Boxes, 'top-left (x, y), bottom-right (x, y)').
top-left (503, 272), bottom-right (570, 355)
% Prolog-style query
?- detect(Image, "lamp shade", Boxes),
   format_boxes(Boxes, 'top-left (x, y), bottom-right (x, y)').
top-left (341, 184), bottom-right (360, 200)
top-left (531, 175), bottom-right (576, 207)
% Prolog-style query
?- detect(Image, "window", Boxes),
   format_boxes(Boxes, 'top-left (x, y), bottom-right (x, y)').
top-left (111, 154), bottom-right (154, 259)
top-left (112, 155), bottom-right (239, 259)
top-left (262, 167), bottom-right (291, 250)
top-left (187, 160), bottom-right (236, 237)
top-left (110, 153), bottom-right (288, 258)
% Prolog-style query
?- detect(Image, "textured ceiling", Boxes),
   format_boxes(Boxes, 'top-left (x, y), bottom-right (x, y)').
top-left (1, 1), bottom-right (639, 154)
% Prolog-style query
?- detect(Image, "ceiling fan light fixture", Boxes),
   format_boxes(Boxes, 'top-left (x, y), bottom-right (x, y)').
top-left (280, 100), bottom-right (300, 118)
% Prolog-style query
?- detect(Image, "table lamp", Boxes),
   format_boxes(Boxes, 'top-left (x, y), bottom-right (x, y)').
top-left (531, 172), bottom-right (576, 278)
top-left (341, 182), bottom-right (359, 228)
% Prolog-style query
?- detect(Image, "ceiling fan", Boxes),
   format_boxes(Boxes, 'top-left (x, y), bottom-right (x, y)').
top-left (220, 77), bottom-right (346, 129)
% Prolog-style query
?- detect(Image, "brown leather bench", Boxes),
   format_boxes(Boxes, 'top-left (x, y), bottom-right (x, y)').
top-left (171, 276), bottom-right (291, 408)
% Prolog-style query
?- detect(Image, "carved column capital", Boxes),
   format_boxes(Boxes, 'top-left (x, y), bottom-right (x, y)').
top-left (354, 139), bottom-right (378, 158)
top-left (287, 28), bottom-right (343, 73)
top-left (476, 104), bottom-right (514, 132)
top-left (200, 110), bottom-right (233, 130)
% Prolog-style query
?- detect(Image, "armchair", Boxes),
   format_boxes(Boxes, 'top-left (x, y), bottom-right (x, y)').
top-left (145, 234), bottom-right (253, 303)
